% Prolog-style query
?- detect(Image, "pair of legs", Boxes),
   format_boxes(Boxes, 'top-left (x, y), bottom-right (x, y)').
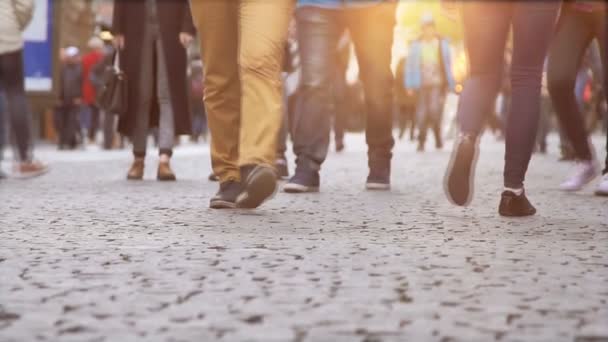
top-left (446, 1), bottom-right (559, 215)
top-left (192, 0), bottom-right (293, 208)
top-left (0, 50), bottom-right (47, 177)
top-left (416, 86), bottom-right (445, 150)
top-left (547, 8), bottom-right (607, 192)
top-left (289, 4), bottom-right (395, 190)
top-left (56, 104), bottom-right (80, 149)
top-left (548, 8), bottom-right (606, 164)
top-left (126, 27), bottom-right (176, 181)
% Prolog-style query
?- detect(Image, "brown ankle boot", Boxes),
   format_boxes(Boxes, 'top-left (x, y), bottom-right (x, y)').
top-left (127, 159), bottom-right (144, 180)
top-left (157, 161), bottom-right (176, 181)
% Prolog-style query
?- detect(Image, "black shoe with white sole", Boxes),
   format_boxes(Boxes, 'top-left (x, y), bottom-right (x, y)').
top-left (366, 155), bottom-right (391, 191)
top-left (444, 134), bottom-right (478, 206)
top-left (284, 169), bottom-right (320, 193)
top-left (236, 165), bottom-right (277, 209)
top-left (210, 181), bottom-right (242, 209)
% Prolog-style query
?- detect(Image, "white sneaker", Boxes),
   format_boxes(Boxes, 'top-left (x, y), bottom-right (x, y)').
top-left (595, 173), bottom-right (608, 197)
top-left (560, 161), bottom-right (599, 191)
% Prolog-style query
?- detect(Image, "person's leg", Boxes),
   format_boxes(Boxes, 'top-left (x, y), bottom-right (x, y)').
top-left (191, 0), bottom-right (240, 185)
top-left (503, 2), bottom-right (559, 189)
top-left (445, 1), bottom-right (511, 206)
top-left (291, 7), bottom-right (340, 173)
top-left (429, 87), bottom-right (445, 149)
top-left (547, 10), bottom-right (594, 161)
top-left (236, 0), bottom-right (293, 208)
top-left (155, 39), bottom-right (177, 181)
top-left (415, 89), bottom-right (429, 151)
top-left (0, 50), bottom-right (32, 163)
top-left (285, 6), bottom-right (341, 193)
top-left (277, 77), bottom-right (289, 160)
top-left (88, 105), bottom-right (99, 142)
top-left (346, 3), bottom-right (396, 188)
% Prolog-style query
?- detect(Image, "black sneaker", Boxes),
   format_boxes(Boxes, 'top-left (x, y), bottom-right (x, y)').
top-left (498, 190), bottom-right (537, 217)
top-left (275, 158), bottom-right (289, 180)
top-left (284, 169), bottom-right (320, 193)
top-left (236, 165), bottom-right (277, 209)
top-left (209, 181), bottom-right (242, 209)
top-left (444, 134), bottom-right (478, 206)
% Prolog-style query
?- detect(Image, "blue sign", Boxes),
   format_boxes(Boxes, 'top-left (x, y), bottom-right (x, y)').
top-left (23, 0), bottom-right (53, 92)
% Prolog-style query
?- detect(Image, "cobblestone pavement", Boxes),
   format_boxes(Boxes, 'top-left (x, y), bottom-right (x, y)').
top-left (1, 134), bottom-right (607, 342)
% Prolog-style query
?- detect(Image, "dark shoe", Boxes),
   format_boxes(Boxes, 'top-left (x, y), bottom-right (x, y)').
top-left (284, 169), bottom-right (320, 193)
top-left (366, 165), bottom-right (391, 191)
top-left (208, 173), bottom-right (219, 182)
top-left (236, 165), bottom-right (277, 209)
top-left (210, 181), bottom-right (242, 209)
top-left (157, 161), bottom-right (176, 181)
top-left (127, 159), bottom-right (144, 180)
top-left (275, 158), bottom-right (289, 180)
top-left (499, 190), bottom-right (537, 217)
top-left (444, 134), bottom-right (478, 206)
top-left (13, 161), bottom-right (49, 179)
top-left (0, 169), bottom-right (7, 179)
top-left (336, 140), bottom-right (345, 152)
top-left (417, 142), bottom-right (425, 152)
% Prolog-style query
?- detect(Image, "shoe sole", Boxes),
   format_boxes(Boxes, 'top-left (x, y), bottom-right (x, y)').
top-left (443, 141), bottom-right (479, 207)
top-left (13, 167), bottom-right (50, 180)
top-left (499, 210), bottom-right (537, 217)
top-left (236, 166), bottom-right (277, 209)
top-left (209, 200), bottom-right (237, 209)
top-left (283, 183), bottom-right (319, 193)
top-left (127, 175), bottom-right (143, 181)
top-left (365, 183), bottom-right (390, 191)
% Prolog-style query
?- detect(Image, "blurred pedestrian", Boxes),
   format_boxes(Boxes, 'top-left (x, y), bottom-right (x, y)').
top-left (189, 58), bottom-right (207, 143)
top-left (444, 1), bottom-right (559, 217)
top-left (284, 0), bottom-right (397, 193)
top-left (0, 0), bottom-right (48, 178)
top-left (546, 1), bottom-right (606, 193)
top-left (395, 57), bottom-right (417, 141)
top-left (405, 13), bottom-right (455, 152)
top-left (112, 0), bottom-right (195, 181)
top-left (56, 46), bottom-right (83, 150)
top-left (191, 0), bottom-right (293, 209)
top-left (81, 37), bottom-right (104, 144)
top-left (0, 93), bottom-right (6, 179)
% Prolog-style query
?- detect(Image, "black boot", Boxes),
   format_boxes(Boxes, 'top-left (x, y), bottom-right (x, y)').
top-left (210, 181), bottom-right (242, 209)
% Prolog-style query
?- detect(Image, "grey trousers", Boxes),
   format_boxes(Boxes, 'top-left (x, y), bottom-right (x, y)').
top-left (132, 29), bottom-right (174, 157)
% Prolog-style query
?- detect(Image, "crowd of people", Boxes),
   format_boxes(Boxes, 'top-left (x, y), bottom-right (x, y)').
top-left (0, 0), bottom-right (607, 217)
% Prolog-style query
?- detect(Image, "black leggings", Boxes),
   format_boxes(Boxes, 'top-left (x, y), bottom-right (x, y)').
top-left (547, 8), bottom-right (606, 164)
top-left (458, 1), bottom-right (559, 188)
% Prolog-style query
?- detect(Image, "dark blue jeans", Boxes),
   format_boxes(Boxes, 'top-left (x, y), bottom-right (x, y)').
top-left (293, 5), bottom-right (395, 172)
top-left (458, 1), bottom-right (559, 188)
top-left (0, 49), bottom-right (32, 162)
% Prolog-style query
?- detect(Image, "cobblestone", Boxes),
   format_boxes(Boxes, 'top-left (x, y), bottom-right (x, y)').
top-left (1, 135), bottom-right (607, 341)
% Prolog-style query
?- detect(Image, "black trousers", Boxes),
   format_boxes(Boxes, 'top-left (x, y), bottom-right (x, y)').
top-left (547, 7), bottom-right (606, 164)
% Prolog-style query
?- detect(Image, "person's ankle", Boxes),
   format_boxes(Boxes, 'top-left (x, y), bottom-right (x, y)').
top-left (159, 154), bottom-right (170, 163)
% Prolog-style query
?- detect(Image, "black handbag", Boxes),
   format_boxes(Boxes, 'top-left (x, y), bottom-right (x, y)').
top-left (97, 51), bottom-right (128, 116)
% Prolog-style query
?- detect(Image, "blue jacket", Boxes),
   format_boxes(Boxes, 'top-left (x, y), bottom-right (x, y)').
top-left (298, 0), bottom-right (385, 8)
top-left (405, 36), bottom-right (455, 91)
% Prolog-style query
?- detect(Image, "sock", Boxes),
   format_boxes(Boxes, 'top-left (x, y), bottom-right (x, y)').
top-left (504, 187), bottom-right (523, 196)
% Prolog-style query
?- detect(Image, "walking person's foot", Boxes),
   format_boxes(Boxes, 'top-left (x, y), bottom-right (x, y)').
top-left (366, 155), bottom-right (391, 191)
top-left (594, 173), bottom-right (608, 197)
top-left (13, 161), bottom-right (49, 179)
top-left (284, 168), bottom-right (320, 193)
top-left (0, 169), bottom-right (7, 179)
top-left (236, 165), bottom-right (277, 209)
top-left (498, 189), bottom-right (537, 217)
top-left (157, 161), bottom-right (176, 181)
top-left (210, 181), bottom-right (242, 209)
top-left (559, 160), bottom-right (599, 191)
top-left (444, 134), bottom-right (478, 206)
top-left (336, 140), bottom-right (345, 152)
top-left (208, 173), bottom-right (219, 182)
top-left (275, 158), bottom-right (289, 180)
top-left (127, 158), bottom-right (145, 180)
